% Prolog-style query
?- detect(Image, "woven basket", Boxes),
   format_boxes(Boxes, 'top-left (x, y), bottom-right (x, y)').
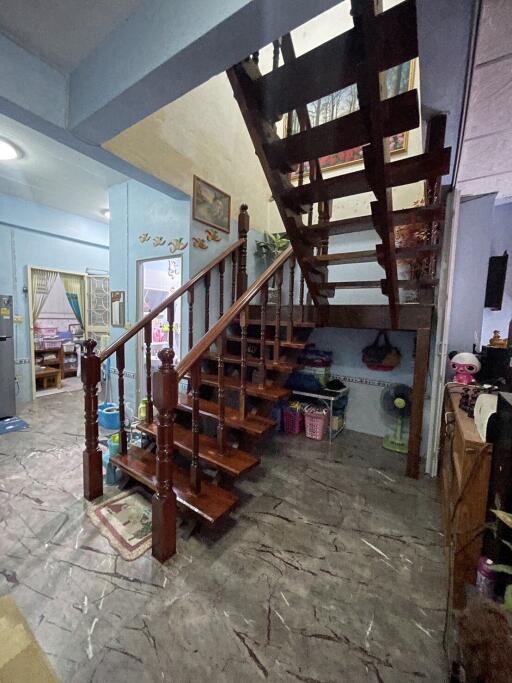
top-left (283, 408), bottom-right (303, 435)
top-left (305, 410), bottom-right (328, 440)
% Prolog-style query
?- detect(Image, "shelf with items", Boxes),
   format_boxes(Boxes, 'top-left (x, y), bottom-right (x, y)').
top-left (34, 345), bottom-right (64, 385)
top-left (63, 348), bottom-right (79, 377)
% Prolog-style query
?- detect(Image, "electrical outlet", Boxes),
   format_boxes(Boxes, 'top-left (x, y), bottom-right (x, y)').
top-left (13, 315), bottom-right (23, 324)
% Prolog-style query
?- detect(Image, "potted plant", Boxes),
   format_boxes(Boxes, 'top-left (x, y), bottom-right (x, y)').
top-left (255, 231), bottom-right (290, 304)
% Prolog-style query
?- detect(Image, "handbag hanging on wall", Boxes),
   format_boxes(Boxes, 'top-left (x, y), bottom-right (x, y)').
top-left (362, 331), bottom-right (401, 371)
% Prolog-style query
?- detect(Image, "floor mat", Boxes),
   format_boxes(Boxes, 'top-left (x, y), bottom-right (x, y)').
top-left (0, 595), bottom-right (59, 682)
top-left (0, 416), bottom-right (29, 435)
top-left (87, 486), bottom-right (152, 560)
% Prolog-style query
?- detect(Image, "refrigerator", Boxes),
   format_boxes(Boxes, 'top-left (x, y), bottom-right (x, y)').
top-left (0, 295), bottom-right (15, 418)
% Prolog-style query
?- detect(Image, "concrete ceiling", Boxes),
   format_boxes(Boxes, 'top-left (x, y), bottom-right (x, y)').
top-left (0, 0), bottom-right (143, 72)
top-left (458, 0), bottom-right (512, 202)
top-left (0, 113), bottom-right (126, 221)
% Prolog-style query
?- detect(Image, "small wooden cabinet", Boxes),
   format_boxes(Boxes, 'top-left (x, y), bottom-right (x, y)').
top-left (440, 385), bottom-right (492, 608)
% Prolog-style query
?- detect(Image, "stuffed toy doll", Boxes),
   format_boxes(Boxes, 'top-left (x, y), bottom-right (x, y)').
top-left (449, 351), bottom-right (481, 385)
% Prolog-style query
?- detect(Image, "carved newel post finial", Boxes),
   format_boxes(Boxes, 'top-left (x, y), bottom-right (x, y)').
top-left (84, 338), bottom-right (97, 356)
top-left (158, 346), bottom-right (175, 370)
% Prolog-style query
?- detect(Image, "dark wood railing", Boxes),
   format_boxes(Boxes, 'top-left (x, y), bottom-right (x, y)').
top-left (82, 203), bottom-right (311, 563)
top-left (81, 206), bottom-right (250, 502)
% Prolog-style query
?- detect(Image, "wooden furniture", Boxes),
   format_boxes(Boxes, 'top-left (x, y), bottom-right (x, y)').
top-left (34, 346), bottom-right (64, 377)
top-left (35, 366), bottom-right (62, 390)
top-left (440, 384), bottom-right (493, 609)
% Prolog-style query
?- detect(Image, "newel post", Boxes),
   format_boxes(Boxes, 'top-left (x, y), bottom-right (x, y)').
top-left (237, 204), bottom-right (250, 298)
top-left (81, 339), bottom-right (103, 501)
top-left (152, 347), bottom-right (177, 563)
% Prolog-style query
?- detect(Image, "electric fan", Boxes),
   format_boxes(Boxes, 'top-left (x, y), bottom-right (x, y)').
top-left (381, 383), bottom-right (412, 453)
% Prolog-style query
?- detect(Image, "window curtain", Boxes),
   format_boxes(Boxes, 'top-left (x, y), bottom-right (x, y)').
top-left (31, 269), bottom-right (58, 322)
top-left (60, 274), bottom-right (85, 328)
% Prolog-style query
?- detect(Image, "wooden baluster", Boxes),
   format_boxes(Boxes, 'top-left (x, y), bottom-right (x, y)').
top-left (167, 302), bottom-right (174, 349)
top-left (231, 249), bottom-right (237, 305)
top-left (274, 268), bottom-right (283, 364)
top-left (144, 323), bottom-right (154, 423)
top-left (204, 272), bottom-right (210, 334)
top-left (82, 339), bottom-right (103, 500)
top-left (239, 307), bottom-right (248, 419)
top-left (190, 362), bottom-right (201, 494)
top-left (237, 204), bottom-right (250, 298)
top-left (259, 283), bottom-right (268, 389)
top-left (188, 285), bottom-right (194, 351)
top-left (116, 346), bottom-right (127, 454)
top-left (217, 332), bottom-right (227, 455)
top-left (287, 256), bottom-right (296, 342)
top-left (218, 259), bottom-right (225, 318)
top-left (272, 39), bottom-right (280, 70)
top-left (152, 347), bottom-right (177, 563)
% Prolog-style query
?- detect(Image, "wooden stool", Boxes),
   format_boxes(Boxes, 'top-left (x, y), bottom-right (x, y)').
top-left (35, 367), bottom-right (62, 390)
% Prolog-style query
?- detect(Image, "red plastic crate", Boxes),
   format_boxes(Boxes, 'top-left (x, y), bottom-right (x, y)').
top-left (283, 408), bottom-right (303, 435)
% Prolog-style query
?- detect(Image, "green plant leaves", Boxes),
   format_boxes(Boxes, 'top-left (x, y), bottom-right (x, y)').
top-left (492, 564), bottom-right (512, 575)
top-left (492, 509), bottom-right (512, 528)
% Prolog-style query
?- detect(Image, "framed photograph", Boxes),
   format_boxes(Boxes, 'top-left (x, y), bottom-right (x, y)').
top-left (285, 60), bottom-right (416, 177)
top-left (111, 290), bottom-right (125, 328)
top-left (192, 176), bottom-right (231, 234)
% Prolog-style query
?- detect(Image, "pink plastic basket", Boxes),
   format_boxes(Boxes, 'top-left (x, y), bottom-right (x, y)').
top-left (305, 410), bottom-right (328, 440)
top-left (283, 408), bottom-right (303, 435)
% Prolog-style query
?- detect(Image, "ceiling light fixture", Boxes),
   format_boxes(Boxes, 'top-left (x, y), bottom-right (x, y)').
top-left (101, 209), bottom-right (111, 220)
top-left (0, 137), bottom-right (22, 161)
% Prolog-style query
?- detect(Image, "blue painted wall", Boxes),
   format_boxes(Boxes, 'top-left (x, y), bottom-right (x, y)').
top-left (108, 180), bottom-right (190, 409)
top-left (0, 193), bottom-right (109, 405)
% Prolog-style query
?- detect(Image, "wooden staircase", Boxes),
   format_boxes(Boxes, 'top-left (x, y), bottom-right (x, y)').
top-left (226, 0), bottom-right (450, 329)
top-left (81, 207), bottom-right (317, 563)
top-left (81, 0), bottom-right (453, 564)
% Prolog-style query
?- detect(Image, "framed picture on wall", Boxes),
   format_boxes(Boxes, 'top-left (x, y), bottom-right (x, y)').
top-left (284, 59), bottom-right (416, 177)
top-left (192, 176), bottom-right (231, 234)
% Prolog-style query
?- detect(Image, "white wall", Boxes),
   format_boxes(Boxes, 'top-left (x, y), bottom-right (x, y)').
top-left (448, 194), bottom-right (495, 357)
top-left (481, 202), bottom-right (512, 345)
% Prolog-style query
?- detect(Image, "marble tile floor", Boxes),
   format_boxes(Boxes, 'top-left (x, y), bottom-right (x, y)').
top-left (0, 391), bottom-right (448, 682)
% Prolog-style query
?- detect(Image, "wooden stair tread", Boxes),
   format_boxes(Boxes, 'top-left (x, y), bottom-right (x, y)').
top-left (137, 422), bottom-right (259, 478)
top-left (301, 206), bottom-right (445, 238)
top-left (316, 278), bottom-right (438, 290)
top-left (235, 317), bottom-right (315, 328)
top-left (177, 393), bottom-right (275, 436)
top-left (281, 149), bottom-right (451, 211)
top-left (227, 335), bottom-right (307, 350)
top-left (313, 250), bottom-right (377, 265)
top-left (110, 446), bottom-right (239, 525)
top-left (202, 351), bottom-right (300, 373)
top-left (264, 90), bottom-right (419, 170)
top-left (256, 0), bottom-right (417, 120)
top-left (200, 373), bottom-right (290, 400)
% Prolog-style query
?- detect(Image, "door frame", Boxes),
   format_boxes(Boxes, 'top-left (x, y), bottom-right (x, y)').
top-left (425, 189), bottom-right (461, 475)
top-left (135, 254), bottom-right (183, 404)
top-left (28, 266), bottom-right (88, 400)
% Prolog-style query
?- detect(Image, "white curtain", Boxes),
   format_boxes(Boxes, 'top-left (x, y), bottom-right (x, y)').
top-left (31, 269), bottom-right (58, 322)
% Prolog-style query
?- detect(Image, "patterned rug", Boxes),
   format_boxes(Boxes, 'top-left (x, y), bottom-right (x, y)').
top-left (87, 487), bottom-right (153, 560)
top-left (0, 595), bottom-right (59, 682)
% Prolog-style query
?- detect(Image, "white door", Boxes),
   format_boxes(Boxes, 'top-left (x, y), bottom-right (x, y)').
top-left (425, 189), bottom-right (461, 475)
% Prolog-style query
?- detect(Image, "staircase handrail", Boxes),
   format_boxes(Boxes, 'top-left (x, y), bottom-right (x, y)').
top-left (176, 244), bottom-right (293, 380)
top-left (99, 238), bottom-right (245, 362)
